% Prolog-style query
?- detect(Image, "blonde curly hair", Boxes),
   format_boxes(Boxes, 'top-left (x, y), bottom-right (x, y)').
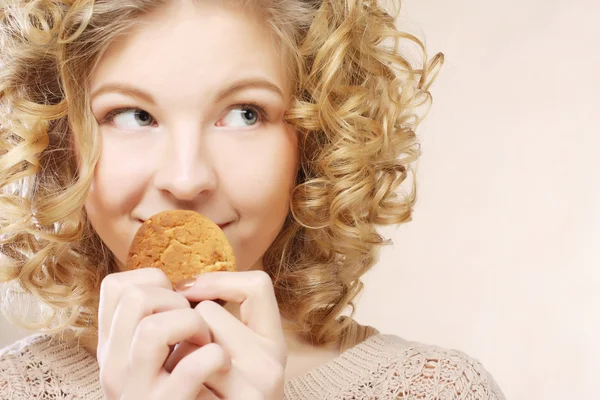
top-left (0, 0), bottom-right (443, 344)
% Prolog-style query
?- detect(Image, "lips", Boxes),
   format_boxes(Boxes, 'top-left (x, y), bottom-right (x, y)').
top-left (134, 217), bottom-right (232, 230)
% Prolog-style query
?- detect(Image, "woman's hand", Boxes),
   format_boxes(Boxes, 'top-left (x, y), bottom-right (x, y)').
top-left (173, 270), bottom-right (288, 399)
top-left (97, 268), bottom-right (233, 400)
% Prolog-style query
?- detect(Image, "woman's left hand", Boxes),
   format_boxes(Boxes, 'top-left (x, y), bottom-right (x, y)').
top-left (169, 270), bottom-right (288, 399)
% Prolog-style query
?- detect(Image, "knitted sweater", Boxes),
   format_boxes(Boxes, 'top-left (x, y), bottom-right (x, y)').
top-left (0, 329), bottom-right (505, 399)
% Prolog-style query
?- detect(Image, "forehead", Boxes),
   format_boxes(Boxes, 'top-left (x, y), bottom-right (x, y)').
top-left (89, 0), bottom-right (289, 102)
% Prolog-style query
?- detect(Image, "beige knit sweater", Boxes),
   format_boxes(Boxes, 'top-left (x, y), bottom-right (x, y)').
top-left (0, 325), bottom-right (505, 399)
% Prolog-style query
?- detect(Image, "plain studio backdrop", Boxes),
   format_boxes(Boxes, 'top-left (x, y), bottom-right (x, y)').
top-left (1, 1), bottom-right (598, 399)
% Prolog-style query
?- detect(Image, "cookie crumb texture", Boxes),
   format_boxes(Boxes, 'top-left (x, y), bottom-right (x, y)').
top-left (127, 210), bottom-right (236, 285)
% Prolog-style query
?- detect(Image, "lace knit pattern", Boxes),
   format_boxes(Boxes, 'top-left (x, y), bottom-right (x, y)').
top-left (1, 334), bottom-right (505, 400)
top-left (0, 335), bottom-right (102, 400)
top-left (284, 335), bottom-right (504, 400)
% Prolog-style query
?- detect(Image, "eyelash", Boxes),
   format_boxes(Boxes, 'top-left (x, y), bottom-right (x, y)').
top-left (101, 108), bottom-right (150, 125)
top-left (101, 102), bottom-right (270, 125)
top-left (230, 102), bottom-right (270, 123)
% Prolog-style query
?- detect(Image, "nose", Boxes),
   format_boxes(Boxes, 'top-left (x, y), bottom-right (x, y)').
top-left (153, 130), bottom-right (217, 202)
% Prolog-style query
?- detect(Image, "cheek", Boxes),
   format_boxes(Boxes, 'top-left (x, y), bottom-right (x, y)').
top-left (223, 128), bottom-right (298, 212)
top-left (86, 135), bottom-right (153, 215)
top-left (216, 126), bottom-right (298, 267)
top-left (84, 135), bottom-right (155, 264)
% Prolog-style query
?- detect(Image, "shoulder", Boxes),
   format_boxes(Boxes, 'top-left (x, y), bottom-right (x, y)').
top-left (356, 334), bottom-right (506, 400)
top-left (0, 333), bottom-right (101, 399)
top-left (0, 333), bottom-right (56, 368)
top-left (0, 335), bottom-right (55, 398)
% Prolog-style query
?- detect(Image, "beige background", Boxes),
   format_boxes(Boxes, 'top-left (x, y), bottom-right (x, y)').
top-left (2, 0), bottom-right (599, 399)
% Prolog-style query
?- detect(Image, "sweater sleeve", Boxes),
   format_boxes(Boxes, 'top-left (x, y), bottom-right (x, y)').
top-left (384, 343), bottom-right (506, 400)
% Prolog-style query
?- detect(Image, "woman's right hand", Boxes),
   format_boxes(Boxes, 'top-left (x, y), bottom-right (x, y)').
top-left (97, 268), bottom-right (229, 400)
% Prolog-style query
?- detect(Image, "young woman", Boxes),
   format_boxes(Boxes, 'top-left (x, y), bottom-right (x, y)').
top-left (0, 0), bottom-right (504, 398)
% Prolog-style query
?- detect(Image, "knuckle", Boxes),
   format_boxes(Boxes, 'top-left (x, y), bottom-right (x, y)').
top-left (188, 309), bottom-right (207, 330)
top-left (144, 267), bottom-right (171, 287)
top-left (247, 271), bottom-right (275, 300)
top-left (195, 300), bottom-right (219, 315)
top-left (120, 285), bottom-right (149, 315)
top-left (248, 271), bottom-right (274, 297)
top-left (100, 273), bottom-right (123, 297)
top-left (204, 343), bottom-right (230, 371)
top-left (122, 284), bottom-right (146, 304)
top-left (250, 270), bottom-right (273, 288)
top-left (173, 292), bottom-right (192, 308)
top-left (173, 344), bottom-right (229, 383)
top-left (179, 308), bottom-right (206, 333)
top-left (135, 316), bottom-right (162, 342)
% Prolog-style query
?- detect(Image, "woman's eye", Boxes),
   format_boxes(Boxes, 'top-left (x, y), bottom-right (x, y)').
top-left (219, 105), bottom-right (266, 127)
top-left (104, 108), bottom-right (156, 129)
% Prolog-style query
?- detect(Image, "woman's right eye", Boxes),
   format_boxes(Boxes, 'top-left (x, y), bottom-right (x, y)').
top-left (103, 108), bottom-right (156, 130)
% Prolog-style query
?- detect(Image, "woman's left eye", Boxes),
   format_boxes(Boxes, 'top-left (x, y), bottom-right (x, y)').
top-left (218, 105), bottom-right (267, 128)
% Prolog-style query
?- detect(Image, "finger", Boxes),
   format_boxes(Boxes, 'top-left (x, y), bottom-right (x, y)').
top-left (193, 388), bottom-right (220, 400)
top-left (127, 309), bottom-right (212, 389)
top-left (164, 341), bottom-right (200, 373)
top-left (101, 285), bottom-right (190, 367)
top-left (98, 269), bottom-right (172, 349)
top-left (178, 271), bottom-right (284, 343)
top-left (195, 300), bottom-right (276, 362)
top-left (204, 365), bottom-right (263, 400)
top-left (159, 343), bottom-right (231, 400)
top-left (196, 301), bottom-right (287, 392)
top-left (100, 307), bottom-right (209, 398)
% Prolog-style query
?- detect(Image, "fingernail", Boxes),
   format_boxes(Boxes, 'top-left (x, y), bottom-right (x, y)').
top-left (175, 278), bottom-right (196, 291)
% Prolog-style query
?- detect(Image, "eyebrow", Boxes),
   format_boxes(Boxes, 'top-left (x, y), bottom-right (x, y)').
top-left (90, 78), bottom-right (285, 104)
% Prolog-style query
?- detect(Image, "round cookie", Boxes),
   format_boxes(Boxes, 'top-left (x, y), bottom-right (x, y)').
top-left (126, 210), bottom-right (236, 285)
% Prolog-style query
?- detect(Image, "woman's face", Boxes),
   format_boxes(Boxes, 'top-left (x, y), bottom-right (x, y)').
top-left (85, 0), bottom-right (298, 272)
